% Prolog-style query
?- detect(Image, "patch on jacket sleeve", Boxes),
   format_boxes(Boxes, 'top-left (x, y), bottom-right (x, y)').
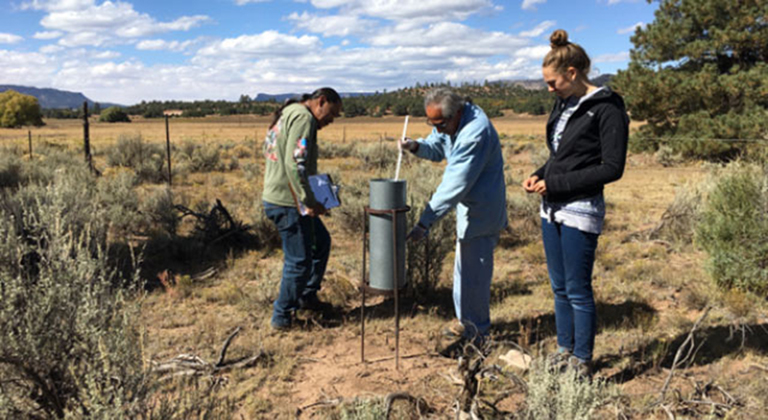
top-left (263, 123), bottom-right (280, 162)
top-left (293, 138), bottom-right (308, 163)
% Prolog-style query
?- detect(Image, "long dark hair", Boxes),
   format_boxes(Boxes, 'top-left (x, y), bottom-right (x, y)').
top-left (269, 87), bottom-right (342, 129)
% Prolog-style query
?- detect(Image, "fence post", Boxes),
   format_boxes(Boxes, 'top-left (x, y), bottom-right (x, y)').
top-left (28, 130), bottom-right (32, 159)
top-left (83, 101), bottom-right (93, 172)
top-left (165, 115), bottom-right (172, 186)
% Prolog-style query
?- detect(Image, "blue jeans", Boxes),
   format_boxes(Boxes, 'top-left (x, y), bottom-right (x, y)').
top-left (453, 234), bottom-right (499, 339)
top-left (264, 202), bottom-right (331, 326)
top-left (541, 219), bottom-right (599, 361)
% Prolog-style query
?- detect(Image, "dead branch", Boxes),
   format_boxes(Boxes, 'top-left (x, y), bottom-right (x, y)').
top-left (659, 306), bottom-right (712, 401)
top-left (295, 398), bottom-right (343, 418)
top-left (216, 327), bottom-right (242, 367)
top-left (151, 326), bottom-right (268, 382)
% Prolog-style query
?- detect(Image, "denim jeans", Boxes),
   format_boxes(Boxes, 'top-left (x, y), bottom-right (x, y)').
top-left (452, 234), bottom-right (499, 339)
top-left (264, 202), bottom-right (331, 326)
top-left (541, 219), bottom-right (599, 361)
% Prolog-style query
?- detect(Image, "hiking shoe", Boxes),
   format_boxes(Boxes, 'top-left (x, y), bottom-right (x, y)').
top-left (546, 348), bottom-right (572, 373)
top-left (299, 295), bottom-right (333, 313)
top-left (438, 337), bottom-right (468, 359)
top-left (438, 335), bottom-right (487, 359)
top-left (567, 355), bottom-right (592, 379)
top-left (442, 321), bottom-right (465, 339)
top-left (270, 314), bottom-right (292, 331)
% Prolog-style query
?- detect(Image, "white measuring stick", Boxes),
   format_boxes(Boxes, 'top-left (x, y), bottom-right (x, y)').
top-left (394, 115), bottom-right (409, 181)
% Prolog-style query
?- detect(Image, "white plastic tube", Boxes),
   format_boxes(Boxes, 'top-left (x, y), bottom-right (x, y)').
top-left (394, 115), bottom-right (409, 181)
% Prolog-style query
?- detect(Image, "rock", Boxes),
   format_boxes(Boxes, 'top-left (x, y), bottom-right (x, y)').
top-left (499, 349), bottom-right (532, 371)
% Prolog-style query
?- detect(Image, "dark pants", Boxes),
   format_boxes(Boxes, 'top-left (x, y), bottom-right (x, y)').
top-left (264, 202), bottom-right (331, 326)
top-left (541, 219), bottom-right (599, 361)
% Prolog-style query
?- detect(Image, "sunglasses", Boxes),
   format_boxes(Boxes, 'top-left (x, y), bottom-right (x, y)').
top-left (426, 117), bottom-right (451, 130)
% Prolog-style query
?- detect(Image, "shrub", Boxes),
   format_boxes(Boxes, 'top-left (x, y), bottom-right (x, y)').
top-left (99, 106), bottom-right (131, 123)
top-left (140, 186), bottom-right (180, 236)
top-left (176, 140), bottom-right (223, 172)
top-left (696, 161), bottom-right (768, 296)
top-left (107, 134), bottom-right (168, 183)
top-left (524, 358), bottom-right (612, 420)
top-left (0, 152), bottom-right (22, 188)
top-left (0, 173), bottom-right (147, 418)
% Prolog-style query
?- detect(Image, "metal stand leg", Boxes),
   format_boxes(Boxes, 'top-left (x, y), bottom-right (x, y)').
top-left (361, 207), bottom-right (367, 364)
top-left (392, 210), bottom-right (400, 370)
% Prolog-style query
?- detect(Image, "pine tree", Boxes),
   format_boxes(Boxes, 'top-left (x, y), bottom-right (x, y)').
top-left (613, 0), bottom-right (768, 159)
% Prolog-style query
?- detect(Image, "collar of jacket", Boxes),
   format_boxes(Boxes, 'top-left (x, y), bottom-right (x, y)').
top-left (451, 102), bottom-right (475, 142)
top-left (547, 85), bottom-right (615, 129)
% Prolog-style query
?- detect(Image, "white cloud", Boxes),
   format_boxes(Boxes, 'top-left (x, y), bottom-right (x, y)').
top-left (521, 0), bottom-right (546, 11)
top-left (40, 44), bottom-right (65, 53)
top-left (607, 0), bottom-right (640, 4)
top-left (197, 31), bottom-right (322, 58)
top-left (234, 0), bottom-right (271, 4)
top-left (309, 0), bottom-right (499, 25)
top-left (30, 0), bottom-right (210, 47)
top-left (617, 22), bottom-right (643, 34)
top-left (365, 21), bottom-right (528, 58)
top-left (136, 39), bottom-right (196, 52)
top-left (91, 50), bottom-right (121, 59)
top-left (514, 45), bottom-right (550, 60)
top-left (0, 33), bottom-right (24, 44)
top-left (287, 12), bottom-right (375, 37)
top-left (519, 20), bottom-right (556, 37)
top-left (593, 51), bottom-right (629, 62)
top-left (0, 49), bottom-right (58, 87)
top-left (33, 31), bottom-right (63, 40)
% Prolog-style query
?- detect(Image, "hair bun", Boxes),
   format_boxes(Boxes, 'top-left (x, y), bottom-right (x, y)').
top-left (550, 29), bottom-right (569, 48)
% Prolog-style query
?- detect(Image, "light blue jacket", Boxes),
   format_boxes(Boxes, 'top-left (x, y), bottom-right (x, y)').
top-left (415, 103), bottom-right (508, 240)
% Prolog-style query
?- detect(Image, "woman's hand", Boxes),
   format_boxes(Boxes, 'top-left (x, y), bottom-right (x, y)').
top-left (522, 176), bottom-right (540, 193)
top-left (533, 180), bottom-right (547, 196)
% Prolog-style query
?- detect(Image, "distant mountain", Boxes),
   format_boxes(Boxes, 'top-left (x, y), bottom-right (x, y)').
top-left (0, 85), bottom-right (120, 109)
top-left (254, 91), bottom-right (374, 102)
top-left (505, 73), bottom-right (614, 90)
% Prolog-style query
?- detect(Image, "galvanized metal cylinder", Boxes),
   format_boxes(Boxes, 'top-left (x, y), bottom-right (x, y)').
top-left (368, 179), bottom-right (407, 291)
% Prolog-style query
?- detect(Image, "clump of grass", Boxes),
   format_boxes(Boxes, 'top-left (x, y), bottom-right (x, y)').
top-left (176, 140), bottom-right (224, 172)
top-left (106, 134), bottom-right (168, 183)
top-left (523, 358), bottom-right (614, 420)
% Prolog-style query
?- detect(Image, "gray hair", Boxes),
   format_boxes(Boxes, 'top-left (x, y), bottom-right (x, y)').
top-left (424, 87), bottom-right (465, 118)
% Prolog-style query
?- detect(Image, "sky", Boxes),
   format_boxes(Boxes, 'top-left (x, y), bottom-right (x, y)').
top-left (0, 0), bottom-right (658, 105)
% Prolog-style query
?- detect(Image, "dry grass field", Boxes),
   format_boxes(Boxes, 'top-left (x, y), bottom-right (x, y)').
top-left (1, 113), bottom-right (766, 419)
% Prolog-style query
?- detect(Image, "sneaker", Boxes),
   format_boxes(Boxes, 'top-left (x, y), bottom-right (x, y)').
top-left (546, 347), bottom-right (572, 373)
top-left (438, 337), bottom-right (468, 359)
top-left (567, 355), bottom-right (592, 379)
top-left (299, 295), bottom-right (333, 313)
top-left (270, 314), bottom-right (292, 331)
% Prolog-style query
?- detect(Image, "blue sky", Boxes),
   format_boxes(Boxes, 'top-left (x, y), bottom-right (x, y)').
top-left (0, 0), bottom-right (658, 104)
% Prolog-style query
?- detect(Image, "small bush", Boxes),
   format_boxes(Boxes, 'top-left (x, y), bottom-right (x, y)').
top-left (696, 161), bottom-right (768, 296)
top-left (524, 358), bottom-right (612, 420)
top-left (176, 140), bottom-right (223, 172)
top-left (0, 152), bottom-right (22, 188)
top-left (99, 106), bottom-right (131, 123)
top-left (140, 186), bottom-right (179, 236)
top-left (107, 134), bottom-right (168, 183)
top-left (650, 183), bottom-right (703, 246)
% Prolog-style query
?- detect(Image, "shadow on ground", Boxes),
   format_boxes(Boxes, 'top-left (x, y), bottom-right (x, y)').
top-left (601, 322), bottom-right (768, 383)
top-left (490, 299), bottom-right (657, 347)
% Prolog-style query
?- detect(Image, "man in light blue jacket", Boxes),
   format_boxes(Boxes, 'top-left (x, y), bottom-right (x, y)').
top-left (402, 87), bottom-right (507, 353)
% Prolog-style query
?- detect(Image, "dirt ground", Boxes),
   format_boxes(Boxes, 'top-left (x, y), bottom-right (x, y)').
top-left (7, 113), bottom-right (766, 419)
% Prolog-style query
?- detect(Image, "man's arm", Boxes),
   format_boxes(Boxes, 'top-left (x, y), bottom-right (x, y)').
top-left (417, 130), bottom-right (489, 229)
